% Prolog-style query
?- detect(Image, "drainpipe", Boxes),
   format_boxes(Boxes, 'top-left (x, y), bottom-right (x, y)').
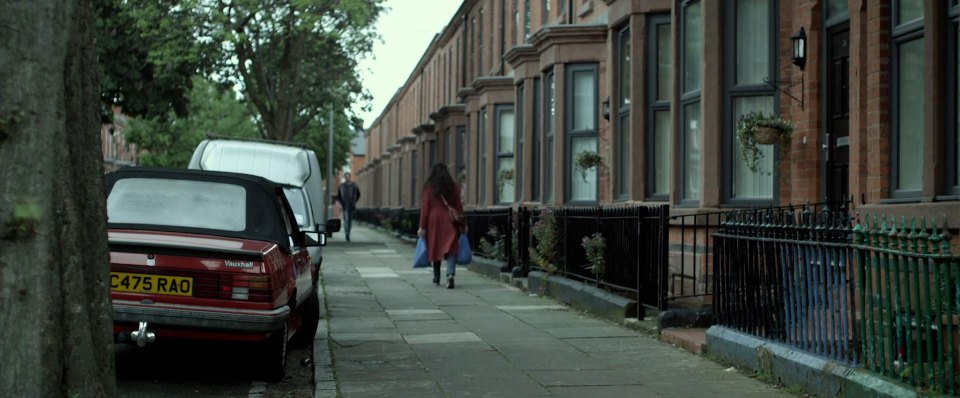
top-left (567, 0), bottom-right (573, 24)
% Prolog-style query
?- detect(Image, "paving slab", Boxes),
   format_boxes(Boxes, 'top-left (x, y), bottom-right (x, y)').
top-left (527, 369), bottom-right (643, 387)
top-left (338, 380), bottom-right (444, 398)
top-left (542, 326), bottom-right (644, 339)
top-left (394, 319), bottom-right (465, 335)
top-left (548, 385), bottom-right (666, 398)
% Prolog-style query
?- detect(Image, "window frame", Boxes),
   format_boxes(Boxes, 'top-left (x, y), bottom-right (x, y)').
top-left (456, 125), bottom-right (467, 182)
top-left (494, 103), bottom-right (516, 205)
top-left (398, 155), bottom-right (403, 205)
top-left (825, 0), bottom-right (850, 28)
top-left (479, 7), bottom-right (485, 74)
top-left (679, 0), bottom-right (703, 205)
top-left (544, 69), bottom-right (556, 204)
top-left (479, 107), bottom-right (487, 204)
top-left (445, 127), bottom-right (453, 167)
top-left (647, 14), bottom-right (671, 201)
top-left (615, 24), bottom-right (631, 201)
top-left (411, 149), bottom-right (418, 206)
top-left (948, 2), bottom-right (960, 196)
top-left (533, 77), bottom-right (542, 201)
top-left (524, 0), bottom-right (531, 40)
top-left (890, 0), bottom-right (925, 198)
top-left (722, 0), bottom-right (779, 205)
top-left (516, 82), bottom-right (526, 202)
top-left (470, 15), bottom-right (477, 79)
top-left (565, 63), bottom-right (600, 204)
top-left (513, 0), bottom-right (519, 45)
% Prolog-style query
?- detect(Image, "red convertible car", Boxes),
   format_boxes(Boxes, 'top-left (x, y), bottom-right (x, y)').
top-left (106, 167), bottom-right (339, 381)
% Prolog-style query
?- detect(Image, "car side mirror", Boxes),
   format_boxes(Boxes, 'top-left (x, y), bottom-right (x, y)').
top-left (325, 219), bottom-right (342, 234)
top-left (305, 232), bottom-right (326, 247)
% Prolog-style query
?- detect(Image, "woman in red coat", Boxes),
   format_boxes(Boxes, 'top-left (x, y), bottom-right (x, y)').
top-left (418, 163), bottom-right (465, 288)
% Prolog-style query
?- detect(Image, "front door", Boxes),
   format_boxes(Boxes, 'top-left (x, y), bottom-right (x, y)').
top-left (824, 26), bottom-right (850, 204)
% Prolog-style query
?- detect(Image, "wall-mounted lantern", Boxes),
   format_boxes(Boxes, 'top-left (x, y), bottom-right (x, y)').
top-left (791, 27), bottom-right (807, 70)
top-left (602, 96), bottom-right (610, 120)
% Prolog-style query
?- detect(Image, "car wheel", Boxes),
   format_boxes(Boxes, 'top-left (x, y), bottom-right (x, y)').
top-left (291, 288), bottom-right (320, 348)
top-left (261, 324), bottom-right (287, 382)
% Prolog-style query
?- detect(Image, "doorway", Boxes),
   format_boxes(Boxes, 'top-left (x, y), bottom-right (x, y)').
top-left (823, 25), bottom-right (850, 204)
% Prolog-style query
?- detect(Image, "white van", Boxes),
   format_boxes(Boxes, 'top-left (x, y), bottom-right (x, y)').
top-left (188, 137), bottom-right (338, 272)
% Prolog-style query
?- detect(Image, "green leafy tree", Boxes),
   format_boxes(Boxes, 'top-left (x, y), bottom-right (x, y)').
top-left (293, 111), bottom-right (359, 177)
top-left (95, 0), bottom-right (216, 119)
top-left (96, 0), bottom-right (380, 173)
top-left (206, 0), bottom-right (382, 142)
top-left (126, 76), bottom-right (261, 167)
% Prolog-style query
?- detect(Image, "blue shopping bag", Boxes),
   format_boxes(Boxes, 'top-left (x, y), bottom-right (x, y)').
top-left (455, 233), bottom-right (472, 265)
top-left (413, 237), bottom-right (430, 268)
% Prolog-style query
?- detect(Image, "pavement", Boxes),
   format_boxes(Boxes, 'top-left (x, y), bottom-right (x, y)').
top-left (314, 225), bottom-right (793, 398)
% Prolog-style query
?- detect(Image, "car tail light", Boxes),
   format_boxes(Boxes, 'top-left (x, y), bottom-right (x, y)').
top-left (193, 277), bottom-right (219, 299)
top-left (219, 274), bottom-right (272, 302)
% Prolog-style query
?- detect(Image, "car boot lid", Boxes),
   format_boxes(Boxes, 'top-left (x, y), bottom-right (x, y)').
top-left (109, 230), bottom-right (274, 257)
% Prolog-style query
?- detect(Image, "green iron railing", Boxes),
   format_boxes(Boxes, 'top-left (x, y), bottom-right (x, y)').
top-left (854, 215), bottom-right (958, 394)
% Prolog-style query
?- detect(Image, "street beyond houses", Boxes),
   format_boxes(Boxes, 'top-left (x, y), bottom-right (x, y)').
top-left (316, 225), bottom-right (794, 397)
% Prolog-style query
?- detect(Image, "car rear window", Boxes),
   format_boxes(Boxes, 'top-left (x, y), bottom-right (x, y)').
top-left (107, 178), bottom-right (247, 231)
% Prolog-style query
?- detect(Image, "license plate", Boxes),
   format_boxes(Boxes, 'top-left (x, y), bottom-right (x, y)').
top-left (110, 272), bottom-right (193, 296)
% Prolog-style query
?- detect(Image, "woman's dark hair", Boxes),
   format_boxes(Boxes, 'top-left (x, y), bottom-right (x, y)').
top-left (424, 163), bottom-right (455, 200)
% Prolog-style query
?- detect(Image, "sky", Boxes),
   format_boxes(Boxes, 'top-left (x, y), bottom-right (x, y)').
top-left (352, 0), bottom-right (463, 129)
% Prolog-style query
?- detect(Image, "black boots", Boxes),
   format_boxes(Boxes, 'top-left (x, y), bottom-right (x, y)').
top-left (432, 262), bottom-right (454, 289)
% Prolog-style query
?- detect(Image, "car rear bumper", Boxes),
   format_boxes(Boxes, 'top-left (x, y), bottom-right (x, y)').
top-left (113, 300), bottom-right (290, 333)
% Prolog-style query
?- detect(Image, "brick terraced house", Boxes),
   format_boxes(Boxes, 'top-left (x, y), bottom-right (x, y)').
top-left (357, 0), bottom-right (958, 222)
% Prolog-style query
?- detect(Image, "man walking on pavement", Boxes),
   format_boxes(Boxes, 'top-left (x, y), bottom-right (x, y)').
top-left (336, 172), bottom-right (360, 242)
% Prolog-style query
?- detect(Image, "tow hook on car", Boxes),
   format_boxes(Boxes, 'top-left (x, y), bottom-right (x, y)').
top-left (130, 321), bottom-right (156, 347)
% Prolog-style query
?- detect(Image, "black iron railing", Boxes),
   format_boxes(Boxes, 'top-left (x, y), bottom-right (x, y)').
top-left (714, 206), bottom-right (859, 365)
top-left (397, 209), bottom-right (419, 239)
top-left (356, 204), bottom-right (671, 314)
top-left (667, 201), bottom-right (852, 306)
top-left (354, 208), bottom-right (383, 227)
top-left (539, 205), bottom-right (668, 311)
top-left (357, 206), bottom-right (514, 261)
top-left (464, 208), bottom-right (514, 265)
top-left (667, 211), bottom-right (723, 304)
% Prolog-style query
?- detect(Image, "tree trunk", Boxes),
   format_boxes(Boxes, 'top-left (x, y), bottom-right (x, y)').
top-left (0, 1), bottom-right (115, 396)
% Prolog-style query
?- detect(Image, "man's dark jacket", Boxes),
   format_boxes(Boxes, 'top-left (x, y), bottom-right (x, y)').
top-left (338, 182), bottom-right (360, 211)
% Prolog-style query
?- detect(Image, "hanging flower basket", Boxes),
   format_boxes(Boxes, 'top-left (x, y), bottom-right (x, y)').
top-left (497, 168), bottom-right (515, 191)
top-left (752, 126), bottom-right (783, 145)
top-left (735, 111), bottom-right (795, 176)
top-left (574, 150), bottom-right (603, 181)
